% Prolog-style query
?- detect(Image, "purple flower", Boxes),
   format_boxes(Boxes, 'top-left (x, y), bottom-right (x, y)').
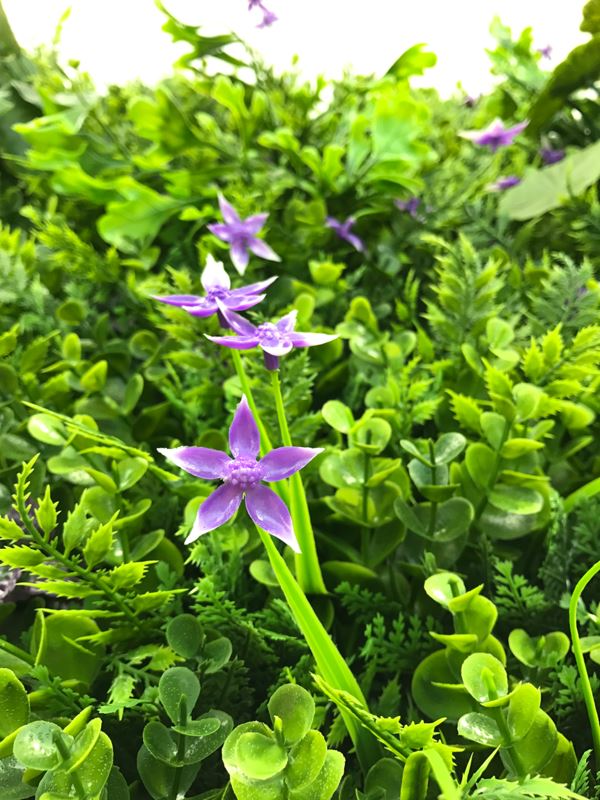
top-left (540, 147), bottom-right (565, 165)
top-left (488, 175), bottom-right (521, 192)
top-left (152, 255), bottom-right (276, 320)
top-left (325, 216), bottom-right (364, 252)
top-left (538, 45), bottom-right (552, 60)
top-left (208, 195), bottom-right (280, 276)
top-left (459, 118), bottom-right (528, 152)
top-left (394, 197), bottom-right (421, 219)
top-left (257, 7), bottom-right (278, 27)
top-left (206, 307), bottom-right (338, 370)
top-left (159, 396), bottom-right (321, 551)
top-left (463, 93), bottom-right (480, 108)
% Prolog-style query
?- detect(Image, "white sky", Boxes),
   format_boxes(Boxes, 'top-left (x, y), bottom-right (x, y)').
top-left (3, 1), bottom-right (587, 96)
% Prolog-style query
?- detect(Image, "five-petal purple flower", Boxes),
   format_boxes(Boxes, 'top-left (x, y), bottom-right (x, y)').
top-left (159, 396), bottom-right (320, 551)
top-left (206, 307), bottom-right (338, 370)
top-left (208, 195), bottom-right (280, 275)
top-left (152, 255), bottom-right (276, 320)
top-left (325, 216), bottom-right (364, 252)
top-left (460, 118), bottom-right (528, 152)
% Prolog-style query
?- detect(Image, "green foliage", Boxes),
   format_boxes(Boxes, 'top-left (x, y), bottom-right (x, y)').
top-left (0, 4), bottom-right (599, 798)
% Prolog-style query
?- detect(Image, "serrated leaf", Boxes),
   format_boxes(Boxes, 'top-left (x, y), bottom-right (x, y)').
top-left (27, 581), bottom-right (102, 599)
top-left (62, 503), bottom-right (91, 557)
top-left (0, 545), bottom-right (44, 568)
top-left (35, 486), bottom-right (58, 536)
top-left (83, 516), bottom-right (116, 569)
top-left (107, 561), bottom-right (154, 590)
top-left (0, 517), bottom-right (26, 541)
top-left (131, 590), bottom-right (186, 613)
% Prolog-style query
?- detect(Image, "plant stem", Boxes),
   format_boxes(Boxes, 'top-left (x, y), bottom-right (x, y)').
top-left (270, 369), bottom-right (327, 595)
top-left (361, 451), bottom-right (370, 563)
top-left (569, 561), bottom-right (600, 767)
top-left (256, 526), bottom-right (380, 772)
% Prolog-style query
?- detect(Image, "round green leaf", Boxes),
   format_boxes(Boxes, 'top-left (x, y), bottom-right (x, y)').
top-left (158, 667), bottom-right (200, 724)
top-left (203, 637), bottom-right (233, 673)
top-left (27, 414), bottom-right (68, 446)
top-left (321, 401), bottom-right (354, 434)
top-left (286, 730), bottom-right (327, 790)
top-left (434, 433), bottom-right (467, 464)
top-left (235, 732), bottom-right (287, 780)
top-left (457, 712), bottom-right (504, 746)
top-left (351, 418), bottom-right (391, 455)
top-left (13, 721), bottom-right (65, 770)
top-left (267, 684), bottom-right (314, 745)
top-left (117, 457), bottom-right (148, 491)
top-left (461, 653), bottom-right (508, 703)
top-left (489, 485), bottom-right (544, 515)
top-left (507, 683), bottom-right (541, 741)
top-left (166, 615), bottom-right (204, 659)
top-left (424, 572), bottom-right (466, 607)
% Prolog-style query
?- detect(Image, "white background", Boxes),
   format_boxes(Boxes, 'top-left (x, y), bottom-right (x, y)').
top-left (3, 0), bottom-right (587, 95)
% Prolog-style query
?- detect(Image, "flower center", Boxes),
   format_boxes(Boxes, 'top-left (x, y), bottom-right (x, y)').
top-left (257, 322), bottom-right (283, 346)
top-left (207, 286), bottom-right (228, 302)
top-left (225, 456), bottom-right (262, 489)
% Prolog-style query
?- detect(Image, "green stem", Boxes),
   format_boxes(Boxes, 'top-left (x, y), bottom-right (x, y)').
top-left (569, 561), bottom-right (600, 767)
top-left (270, 370), bottom-right (326, 595)
top-left (230, 349), bottom-right (273, 454)
top-left (54, 733), bottom-right (86, 799)
top-left (256, 526), bottom-right (380, 772)
top-left (361, 451), bottom-right (370, 563)
top-left (0, 638), bottom-right (34, 664)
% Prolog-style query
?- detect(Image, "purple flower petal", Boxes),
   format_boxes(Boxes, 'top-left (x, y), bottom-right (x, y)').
top-left (249, 238), bottom-right (281, 262)
top-left (325, 216), bottom-right (341, 232)
top-left (229, 276), bottom-right (278, 296)
top-left (208, 223), bottom-right (233, 243)
top-left (230, 240), bottom-right (250, 274)
top-left (229, 395), bottom-right (260, 459)
top-left (152, 294), bottom-right (204, 307)
top-left (201, 255), bottom-right (230, 292)
top-left (205, 334), bottom-right (259, 350)
top-left (261, 341), bottom-right (294, 357)
top-left (218, 195), bottom-right (241, 226)
top-left (244, 213), bottom-right (269, 234)
top-left (289, 332), bottom-right (338, 348)
top-left (260, 447), bottom-right (323, 481)
top-left (244, 484), bottom-right (300, 552)
top-left (183, 301), bottom-right (219, 317)
top-left (275, 310), bottom-right (298, 333)
top-left (186, 483), bottom-right (243, 543)
top-left (220, 293), bottom-right (266, 312)
top-left (158, 446), bottom-right (231, 479)
top-left (345, 233), bottom-right (365, 252)
top-left (218, 305), bottom-right (258, 336)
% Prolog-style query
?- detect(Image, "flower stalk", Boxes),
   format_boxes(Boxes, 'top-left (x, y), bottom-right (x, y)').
top-left (270, 369), bottom-right (327, 595)
top-left (569, 560), bottom-right (600, 767)
top-left (256, 526), bottom-right (380, 771)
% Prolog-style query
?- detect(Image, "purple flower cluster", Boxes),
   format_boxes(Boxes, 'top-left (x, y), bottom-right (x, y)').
top-left (394, 197), bottom-right (422, 219)
top-left (488, 175), bottom-right (521, 192)
top-left (160, 396), bottom-right (320, 551)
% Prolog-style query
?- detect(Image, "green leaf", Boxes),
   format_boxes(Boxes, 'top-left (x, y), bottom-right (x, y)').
top-left (158, 667), bottom-right (200, 724)
top-left (166, 614), bottom-right (204, 659)
top-left (351, 417), bottom-right (392, 455)
top-left (0, 545), bottom-right (44, 568)
top-left (80, 360), bottom-right (108, 393)
top-left (83, 517), bottom-right (115, 568)
top-left (286, 730), bottom-right (327, 790)
top-left (508, 629), bottom-right (570, 668)
top-left (423, 572), bottom-right (467, 607)
top-left (117, 457), bottom-right (148, 491)
top-left (465, 443), bottom-right (496, 489)
top-left (0, 517), bottom-right (26, 542)
top-left (582, 0), bottom-right (600, 33)
top-left (488, 485), bottom-right (544, 515)
top-left (433, 433), bottom-right (466, 464)
top-left (108, 561), bottom-right (153, 590)
top-left (13, 721), bottom-right (65, 770)
top-left (499, 141), bottom-right (600, 220)
top-left (457, 712), bottom-right (504, 746)
top-left (527, 40), bottom-right (600, 134)
top-left (236, 731), bottom-right (287, 780)
top-left (268, 684), bottom-right (315, 745)
top-left (506, 683), bottom-right (541, 741)
top-left (98, 182), bottom-right (181, 253)
top-left (62, 502), bottom-right (91, 556)
top-left (0, 669), bottom-right (29, 738)
top-left (35, 485), bottom-right (58, 536)
top-left (27, 414), bottom-right (68, 446)
top-left (461, 653), bottom-right (508, 703)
